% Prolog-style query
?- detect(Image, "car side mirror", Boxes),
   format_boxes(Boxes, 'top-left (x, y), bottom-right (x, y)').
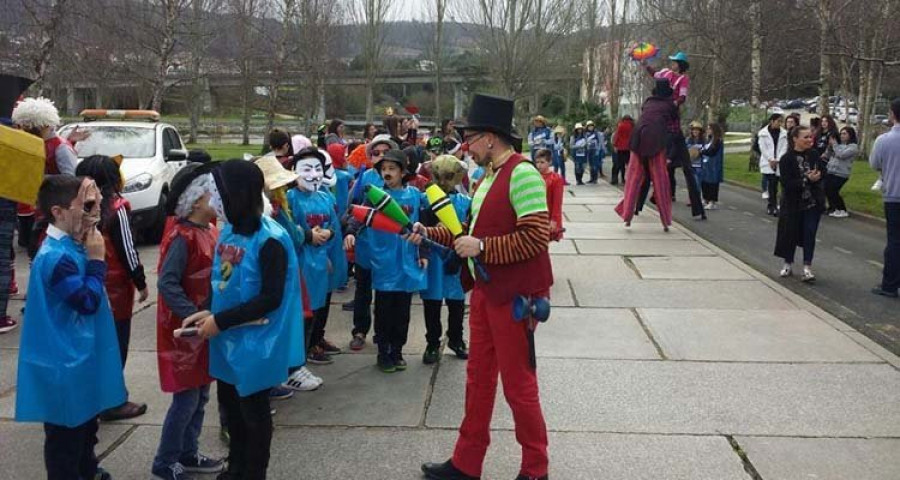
top-left (166, 148), bottom-right (188, 161)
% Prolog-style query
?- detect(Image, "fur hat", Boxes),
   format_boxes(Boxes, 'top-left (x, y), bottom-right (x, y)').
top-left (11, 97), bottom-right (60, 129)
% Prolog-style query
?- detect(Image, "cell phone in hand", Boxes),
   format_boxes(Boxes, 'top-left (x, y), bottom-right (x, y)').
top-left (174, 327), bottom-right (199, 338)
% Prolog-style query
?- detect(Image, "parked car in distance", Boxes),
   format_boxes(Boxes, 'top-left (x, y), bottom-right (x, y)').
top-left (59, 109), bottom-right (189, 243)
top-left (783, 99), bottom-right (807, 110)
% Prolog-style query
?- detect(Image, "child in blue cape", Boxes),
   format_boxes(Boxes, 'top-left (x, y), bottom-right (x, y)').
top-left (289, 147), bottom-right (347, 365)
top-left (16, 175), bottom-right (126, 480)
top-left (185, 159), bottom-right (301, 479)
top-left (345, 149), bottom-right (428, 373)
top-left (420, 156), bottom-right (472, 365)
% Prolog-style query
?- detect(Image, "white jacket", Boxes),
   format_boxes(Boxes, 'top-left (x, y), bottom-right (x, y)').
top-left (758, 126), bottom-right (788, 175)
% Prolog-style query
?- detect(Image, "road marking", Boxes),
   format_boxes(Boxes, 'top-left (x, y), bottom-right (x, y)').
top-left (743, 211), bottom-right (755, 217)
top-left (760, 218), bottom-right (772, 224)
top-left (868, 260), bottom-right (884, 269)
top-left (834, 246), bottom-right (853, 255)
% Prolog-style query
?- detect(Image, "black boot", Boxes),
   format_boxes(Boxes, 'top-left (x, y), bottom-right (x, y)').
top-left (421, 460), bottom-right (479, 479)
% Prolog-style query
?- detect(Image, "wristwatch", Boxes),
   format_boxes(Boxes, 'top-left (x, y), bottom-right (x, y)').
top-left (479, 239), bottom-right (485, 253)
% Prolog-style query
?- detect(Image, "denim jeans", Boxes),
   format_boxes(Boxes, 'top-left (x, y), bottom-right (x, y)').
top-left (0, 199), bottom-right (15, 320)
top-left (153, 384), bottom-right (211, 471)
top-left (552, 150), bottom-right (566, 181)
top-left (574, 155), bottom-right (587, 183)
top-left (588, 151), bottom-right (603, 181)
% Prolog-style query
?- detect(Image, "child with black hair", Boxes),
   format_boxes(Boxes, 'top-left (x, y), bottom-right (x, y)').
top-left (187, 159), bottom-right (302, 479)
top-left (75, 155), bottom-right (149, 422)
top-left (16, 175), bottom-right (126, 480)
top-left (267, 128), bottom-right (293, 167)
top-left (344, 149), bottom-right (428, 372)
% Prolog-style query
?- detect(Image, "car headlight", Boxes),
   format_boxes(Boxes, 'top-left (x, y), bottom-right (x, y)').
top-left (124, 173), bottom-right (153, 193)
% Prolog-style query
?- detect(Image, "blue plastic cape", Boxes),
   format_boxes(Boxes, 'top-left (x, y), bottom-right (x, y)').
top-left (332, 169), bottom-right (352, 219)
top-left (209, 216), bottom-right (301, 396)
top-left (15, 236), bottom-right (126, 427)
top-left (287, 188), bottom-right (342, 310)
top-left (370, 186), bottom-right (428, 292)
top-left (352, 168), bottom-right (385, 270)
top-left (271, 208), bottom-right (306, 365)
top-left (328, 215), bottom-right (349, 292)
top-left (421, 193), bottom-right (471, 301)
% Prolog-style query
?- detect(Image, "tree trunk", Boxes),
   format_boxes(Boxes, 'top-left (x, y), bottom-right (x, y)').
top-left (816, 0), bottom-right (831, 116)
top-left (749, 0), bottom-right (762, 132)
top-left (31, 0), bottom-right (71, 94)
top-left (433, 0), bottom-right (445, 122)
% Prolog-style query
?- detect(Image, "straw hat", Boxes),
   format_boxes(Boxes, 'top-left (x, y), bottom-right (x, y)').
top-left (574, 122), bottom-right (584, 130)
top-left (689, 120), bottom-right (703, 130)
top-left (532, 115), bottom-right (547, 125)
top-left (553, 125), bottom-right (566, 135)
top-left (254, 155), bottom-right (298, 191)
top-left (585, 120), bottom-right (595, 127)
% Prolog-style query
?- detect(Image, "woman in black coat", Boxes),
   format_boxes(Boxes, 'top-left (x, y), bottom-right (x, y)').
top-left (774, 126), bottom-right (828, 282)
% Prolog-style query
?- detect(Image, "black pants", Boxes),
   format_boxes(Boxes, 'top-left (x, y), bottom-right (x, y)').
top-left (882, 202), bottom-right (900, 293)
top-left (114, 317), bottom-right (132, 368)
top-left (764, 173), bottom-right (780, 211)
top-left (373, 291), bottom-right (412, 356)
top-left (670, 140), bottom-right (705, 217)
top-left (44, 417), bottom-right (99, 480)
top-left (309, 293), bottom-right (332, 348)
top-left (217, 381), bottom-right (272, 480)
top-left (781, 209), bottom-right (822, 265)
top-left (17, 213), bottom-right (33, 248)
top-left (612, 150), bottom-right (629, 184)
top-left (423, 298), bottom-right (465, 347)
top-left (701, 182), bottom-right (720, 203)
top-left (824, 174), bottom-right (848, 212)
top-left (352, 267), bottom-right (372, 336)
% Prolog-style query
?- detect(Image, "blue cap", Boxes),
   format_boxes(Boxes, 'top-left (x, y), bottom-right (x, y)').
top-left (669, 52), bottom-right (688, 62)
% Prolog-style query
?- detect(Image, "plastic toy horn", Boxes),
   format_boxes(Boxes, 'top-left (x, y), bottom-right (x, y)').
top-left (350, 205), bottom-right (453, 258)
top-left (425, 184), bottom-right (491, 282)
top-left (365, 184), bottom-right (413, 229)
top-left (513, 295), bottom-right (551, 369)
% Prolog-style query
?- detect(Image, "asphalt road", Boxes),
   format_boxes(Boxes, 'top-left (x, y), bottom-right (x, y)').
top-left (660, 176), bottom-right (900, 357)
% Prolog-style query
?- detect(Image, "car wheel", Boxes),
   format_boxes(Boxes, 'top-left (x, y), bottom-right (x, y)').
top-left (145, 190), bottom-right (168, 244)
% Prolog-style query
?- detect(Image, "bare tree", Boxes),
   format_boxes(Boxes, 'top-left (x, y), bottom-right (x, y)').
top-left (748, 0), bottom-right (761, 131)
top-left (296, 0), bottom-right (340, 128)
top-left (186, 0), bottom-right (224, 143)
top-left (430, 0), bottom-right (451, 122)
top-left (19, 0), bottom-right (72, 94)
top-left (264, 0), bottom-right (299, 136)
top-left (228, 0), bottom-right (263, 145)
top-left (348, 0), bottom-right (393, 122)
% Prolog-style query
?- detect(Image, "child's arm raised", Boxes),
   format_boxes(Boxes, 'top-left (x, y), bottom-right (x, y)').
top-left (50, 230), bottom-right (107, 315)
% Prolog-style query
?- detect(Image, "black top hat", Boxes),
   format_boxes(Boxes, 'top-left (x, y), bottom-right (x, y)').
top-left (0, 74), bottom-right (34, 121)
top-left (456, 93), bottom-right (521, 143)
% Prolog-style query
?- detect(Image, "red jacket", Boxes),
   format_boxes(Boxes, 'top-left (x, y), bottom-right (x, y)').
top-left (614, 119), bottom-right (635, 151)
top-left (104, 197), bottom-right (136, 321)
top-left (156, 220), bottom-right (218, 392)
top-left (541, 170), bottom-right (564, 241)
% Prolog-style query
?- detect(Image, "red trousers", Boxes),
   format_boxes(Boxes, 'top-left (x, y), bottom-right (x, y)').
top-left (452, 288), bottom-right (549, 478)
top-left (614, 151), bottom-right (672, 229)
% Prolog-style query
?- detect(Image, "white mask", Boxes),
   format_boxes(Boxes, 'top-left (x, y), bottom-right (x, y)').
top-left (295, 157), bottom-right (324, 191)
top-left (208, 178), bottom-right (227, 222)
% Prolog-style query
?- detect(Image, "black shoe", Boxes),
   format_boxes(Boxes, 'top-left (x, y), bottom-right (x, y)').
top-left (421, 460), bottom-right (479, 480)
top-left (871, 287), bottom-right (899, 298)
top-left (448, 339), bottom-right (469, 359)
top-left (393, 351), bottom-right (407, 371)
top-left (342, 300), bottom-right (354, 312)
top-left (515, 475), bottom-right (548, 480)
top-left (94, 467), bottom-right (112, 480)
top-left (576, 181), bottom-right (584, 186)
top-left (423, 344), bottom-right (440, 364)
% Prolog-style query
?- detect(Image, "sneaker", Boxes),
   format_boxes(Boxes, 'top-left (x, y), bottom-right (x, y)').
top-left (269, 385), bottom-right (294, 400)
top-left (762, 191), bottom-right (769, 199)
top-left (422, 345), bottom-right (440, 365)
top-left (871, 286), bottom-right (899, 298)
top-left (179, 453), bottom-right (225, 474)
top-left (307, 345), bottom-right (334, 365)
top-left (284, 367), bottom-right (322, 391)
top-left (95, 467), bottom-right (112, 480)
top-left (448, 339), bottom-right (469, 359)
top-left (779, 264), bottom-right (792, 277)
top-left (801, 267), bottom-right (816, 283)
top-left (834, 210), bottom-right (849, 218)
top-left (872, 178), bottom-right (883, 191)
top-left (377, 354), bottom-right (396, 373)
top-left (0, 316), bottom-right (18, 334)
top-left (393, 354), bottom-right (408, 371)
top-left (152, 463), bottom-right (192, 480)
top-left (319, 338), bottom-right (343, 355)
top-left (349, 333), bottom-right (366, 351)
top-left (341, 300), bottom-right (355, 312)
top-left (707, 202), bottom-right (718, 210)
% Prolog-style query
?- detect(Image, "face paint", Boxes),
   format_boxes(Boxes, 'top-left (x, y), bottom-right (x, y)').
top-left (295, 157), bottom-right (324, 191)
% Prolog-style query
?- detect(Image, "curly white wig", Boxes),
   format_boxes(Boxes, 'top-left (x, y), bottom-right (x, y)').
top-left (11, 97), bottom-right (61, 129)
top-left (174, 173), bottom-right (215, 219)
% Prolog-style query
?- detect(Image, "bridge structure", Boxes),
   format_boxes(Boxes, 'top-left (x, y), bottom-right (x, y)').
top-left (57, 68), bottom-right (583, 125)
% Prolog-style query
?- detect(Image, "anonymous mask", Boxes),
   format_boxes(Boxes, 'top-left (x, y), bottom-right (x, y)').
top-left (295, 157), bottom-right (324, 191)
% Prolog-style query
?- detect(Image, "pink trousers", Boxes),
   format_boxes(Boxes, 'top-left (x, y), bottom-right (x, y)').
top-left (614, 151), bottom-right (672, 229)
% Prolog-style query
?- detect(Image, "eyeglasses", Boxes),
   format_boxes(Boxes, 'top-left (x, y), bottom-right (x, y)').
top-left (463, 133), bottom-right (486, 144)
top-left (372, 149), bottom-right (389, 157)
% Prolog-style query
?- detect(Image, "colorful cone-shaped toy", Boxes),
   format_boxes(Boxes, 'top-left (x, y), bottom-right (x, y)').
top-left (365, 184), bottom-right (412, 230)
top-left (424, 184), bottom-right (491, 283)
top-left (350, 205), bottom-right (404, 234)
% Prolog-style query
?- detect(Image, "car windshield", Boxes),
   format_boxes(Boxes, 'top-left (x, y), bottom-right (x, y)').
top-left (60, 125), bottom-right (156, 158)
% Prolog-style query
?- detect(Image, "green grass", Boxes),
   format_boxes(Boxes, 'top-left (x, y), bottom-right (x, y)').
top-left (724, 152), bottom-right (884, 218)
top-left (186, 143), bottom-right (263, 161)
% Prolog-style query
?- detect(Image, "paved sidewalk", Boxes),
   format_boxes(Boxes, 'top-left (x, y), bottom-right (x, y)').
top-left (1, 180), bottom-right (899, 479)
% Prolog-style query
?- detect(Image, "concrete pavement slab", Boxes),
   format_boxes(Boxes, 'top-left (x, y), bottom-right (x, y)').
top-left (565, 210), bottom-right (656, 223)
top-left (538, 308), bottom-right (659, 360)
top-left (274, 354), bottom-right (432, 427)
top-left (564, 222), bottom-right (690, 240)
top-left (96, 425), bottom-right (228, 479)
top-left (549, 238), bottom-right (578, 254)
top-left (0, 349), bottom-right (17, 398)
top-left (565, 197), bottom-right (619, 205)
top-left (562, 203), bottom-right (592, 213)
top-left (552, 255), bottom-right (637, 281)
top-left (641, 308), bottom-right (881, 362)
top-left (0, 422), bottom-right (133, 479)
top-left (427, 359), bottom-right (900, 436)
top-left (550, 278), bottom-right (576, 307)
top-left (571, 279), bottom-right (796, 310)
top-left (575, 239), bottom-right (714, 256)
top-left (630, 256), bottom-right (754, 280)
top-left (737, 436), bottom-right (900, 480)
